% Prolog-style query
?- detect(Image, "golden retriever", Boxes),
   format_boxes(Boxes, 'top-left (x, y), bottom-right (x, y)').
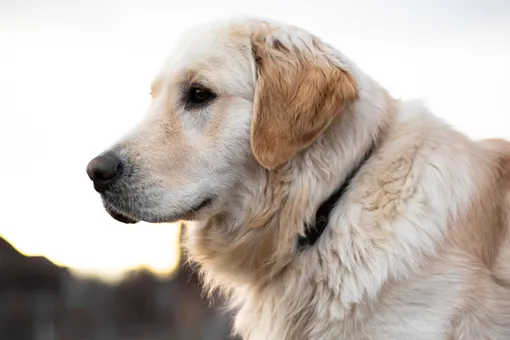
top-left (86, 16), bottom-right (510, 339)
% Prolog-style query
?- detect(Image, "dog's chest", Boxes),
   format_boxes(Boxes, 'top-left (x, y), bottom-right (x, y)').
top-left (233, 263), bottom-right (467, 340)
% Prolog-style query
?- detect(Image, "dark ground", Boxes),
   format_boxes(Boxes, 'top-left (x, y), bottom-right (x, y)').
top-left (0, 229), bottom-right (237, 340)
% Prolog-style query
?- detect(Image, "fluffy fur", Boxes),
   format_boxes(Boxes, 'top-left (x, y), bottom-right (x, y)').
top-left (87, 16), bottom-right (510, 339)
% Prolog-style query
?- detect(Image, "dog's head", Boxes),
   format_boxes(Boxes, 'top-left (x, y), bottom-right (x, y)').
top-left (86, 17), bottom-right (358, 225)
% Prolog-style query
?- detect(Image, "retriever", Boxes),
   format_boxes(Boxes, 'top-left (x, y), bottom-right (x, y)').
top-left (86, 16), bottom-right (510, 339)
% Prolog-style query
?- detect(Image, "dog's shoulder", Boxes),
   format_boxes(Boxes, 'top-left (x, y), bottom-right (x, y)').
top-left (476, 137), bottom-right (510, 272)
top-left (441, 137), bottom-right (510, 339)
top-left (341, 105), bottom-right (510, 339)
top-left (479, 138), bottom-right (510, 181)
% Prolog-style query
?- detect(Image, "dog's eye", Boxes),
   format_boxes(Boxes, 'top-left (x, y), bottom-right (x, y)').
top-left (187, 87), bottom-right (215, 106)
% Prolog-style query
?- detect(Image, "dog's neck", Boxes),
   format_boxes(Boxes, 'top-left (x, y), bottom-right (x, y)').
top-left (297, 140), bottom-right (377, 250)
top-left (185, 68), bottom-right (397, 292)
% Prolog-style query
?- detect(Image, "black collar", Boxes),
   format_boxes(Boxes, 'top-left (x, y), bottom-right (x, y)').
top-left (297, 144), bottom-right (375, 250)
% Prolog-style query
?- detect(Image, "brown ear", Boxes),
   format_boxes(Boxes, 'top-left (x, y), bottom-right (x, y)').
top-left (250, 35), bottom-right (358, 170)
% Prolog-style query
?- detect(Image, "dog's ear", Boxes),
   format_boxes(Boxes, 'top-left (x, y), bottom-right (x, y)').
top-left (250, 33), bottom-right (358, 170)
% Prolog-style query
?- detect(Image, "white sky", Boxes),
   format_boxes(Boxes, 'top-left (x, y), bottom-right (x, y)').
top-left (0, 0), bottom-right (509, 281)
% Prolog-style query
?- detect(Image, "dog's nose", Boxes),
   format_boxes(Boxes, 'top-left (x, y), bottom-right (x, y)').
top-left (86, 153), bottom-right (121, 193)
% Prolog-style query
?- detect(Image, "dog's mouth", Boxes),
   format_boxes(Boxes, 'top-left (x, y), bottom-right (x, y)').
top-left (190, 197), bottom-right (213, 213)
top-left (107, 209), bottom-right (139, 224)
top-left (103, 197), bottom-right (214, 224)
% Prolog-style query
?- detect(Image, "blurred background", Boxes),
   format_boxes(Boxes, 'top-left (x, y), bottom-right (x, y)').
top-left (0, 0), bottom-right (509, 339)
top-left (0, 226), bottom-right (235, 340)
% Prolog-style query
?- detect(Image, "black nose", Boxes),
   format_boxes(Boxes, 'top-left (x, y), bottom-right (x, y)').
top-left (86, 153), bottom-right (121, 193)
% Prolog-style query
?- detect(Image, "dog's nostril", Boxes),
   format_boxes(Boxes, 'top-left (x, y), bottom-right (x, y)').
top-left (86, 153), bottom-right (122, 192)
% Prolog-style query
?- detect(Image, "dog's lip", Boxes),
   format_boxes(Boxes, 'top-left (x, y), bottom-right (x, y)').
top-left (111, 211), bottom-right (139, 224)
top-left (103, 196), bottom-right (214, 224)
top-left (104, 206), bottom-right (139, 224)
top-left (192, 197), bottom-right (213, 212)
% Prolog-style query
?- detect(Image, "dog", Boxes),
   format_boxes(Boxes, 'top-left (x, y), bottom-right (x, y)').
top-left (86, 16), bottom-right (510, 339)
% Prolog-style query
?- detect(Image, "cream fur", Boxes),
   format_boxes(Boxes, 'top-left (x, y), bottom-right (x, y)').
top-left (89, 16), bottom-right (510, 340)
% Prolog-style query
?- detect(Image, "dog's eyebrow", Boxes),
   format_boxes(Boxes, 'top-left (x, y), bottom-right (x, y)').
top-left (185, 68), bottom-right (198, 82)
top-left (185, 69), bottom-right (214, 89)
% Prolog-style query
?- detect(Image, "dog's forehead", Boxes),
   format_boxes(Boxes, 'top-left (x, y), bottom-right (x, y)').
top-left (165, 21), bottom-right (251, 73)
top-left (150, 20), bottom-right (257, 96)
